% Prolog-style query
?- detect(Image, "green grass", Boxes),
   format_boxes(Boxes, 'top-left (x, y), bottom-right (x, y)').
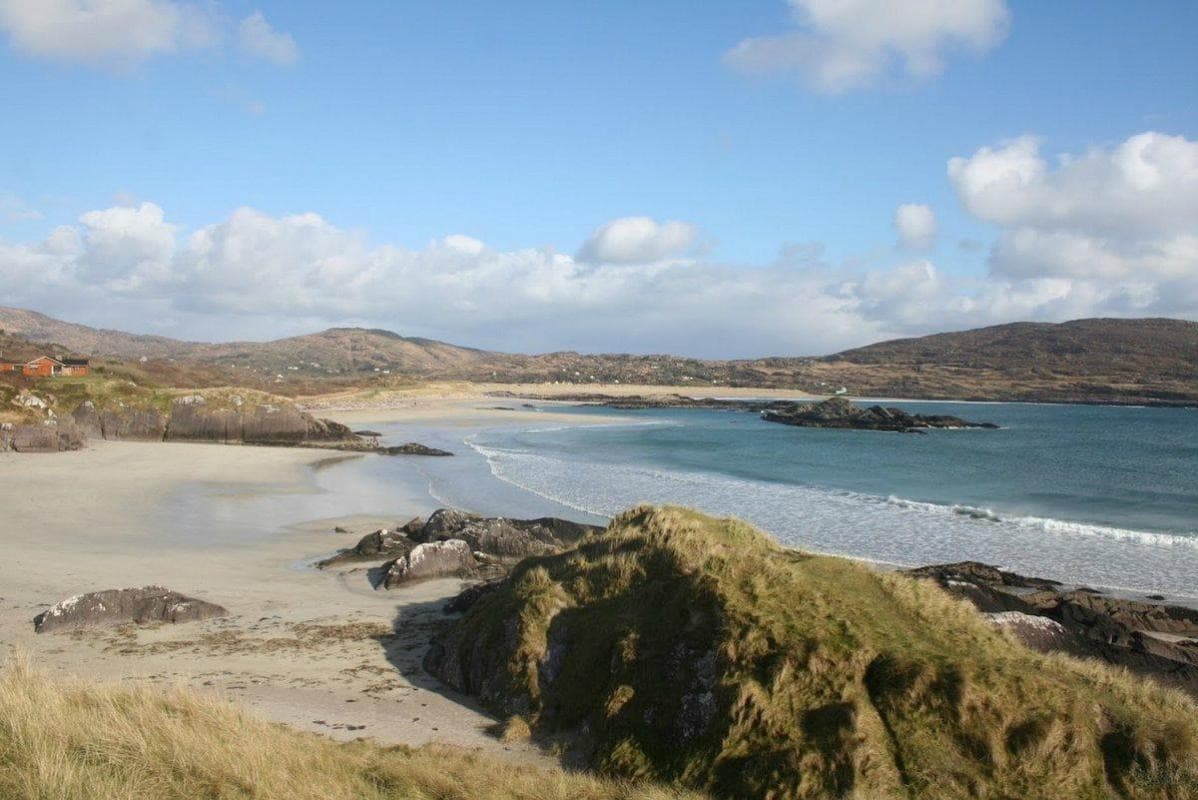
top-left (0, 660), bottom-right (702, 800)
top-left (434, 506), bottom-right (1198, 799)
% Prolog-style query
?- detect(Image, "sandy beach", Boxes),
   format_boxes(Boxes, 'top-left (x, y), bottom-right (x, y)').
top-left (0, 399), bottom-right (614, 767)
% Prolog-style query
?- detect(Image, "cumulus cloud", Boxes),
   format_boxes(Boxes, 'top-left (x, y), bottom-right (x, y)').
top-left (894, 203), bottom-right (937, 250)
top-left (0, 0), bottom-right (297, 68)
top-left (0, 205), bottom-right (882, 356)
top-left (725, 0), bottom-right (1010, 93)
top-left (948, 131), bottom-right (1198, 289)
top-left (576, 217), bottom-right (698, 265)
top-left (237, 10), bottom-right (297, 65)
top-left (3, 130), bottom-right (1196, 358)
top-left (0, 0), bottom-right (215, 65)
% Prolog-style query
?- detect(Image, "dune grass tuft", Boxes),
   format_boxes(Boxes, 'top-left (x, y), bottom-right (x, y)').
top-left (0, 659), bottom-right (701, 800)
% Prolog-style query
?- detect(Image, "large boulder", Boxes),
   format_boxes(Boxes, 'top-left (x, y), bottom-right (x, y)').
top-left (380, 540), bottom-right (477, 588)
top-left (165, 398), bottom-right (242, 443)
top-left (34, 586), bottom-right (227, 633)
top-left (6, 420), bottom-right (85, 453)
top-left (71, 400), bottom-right (103, 438)
top-left (412, 508), bottom-right (600, 559)
top-left (99, 406), bottom-right (169, 441)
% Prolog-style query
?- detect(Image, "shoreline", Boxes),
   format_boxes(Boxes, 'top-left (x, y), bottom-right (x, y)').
top-left (2, 397), bottom-right (1194, 762)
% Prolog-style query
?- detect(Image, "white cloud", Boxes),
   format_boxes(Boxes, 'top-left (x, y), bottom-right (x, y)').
top-left (577, 216), bottom-right (698, 265)
top-left (0, 0), bottom-right (216, 66)
top-left (237, 10), bottom-right (297, 65)
top-left (894, 203), bottom-right (937, 250)
top-left (0, 1), bottom-right (298, 68)
top-left (2, 140), bottom-right (1196, 358)
top-left (948, 131), bottom-right (1198, 286)
top-left (725, 0), bottom-right (1010, 93)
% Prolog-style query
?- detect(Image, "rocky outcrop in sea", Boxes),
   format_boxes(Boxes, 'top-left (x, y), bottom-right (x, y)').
top-left (761, 396), bottom-right (998, 432)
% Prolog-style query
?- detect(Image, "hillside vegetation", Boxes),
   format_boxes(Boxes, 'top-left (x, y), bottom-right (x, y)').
top-left (427, 506), bottom-right (1198, 800)
top-left (3, 306), bottom-right (1197, 404)
top-left (0, 660), bottom-right (699, 800)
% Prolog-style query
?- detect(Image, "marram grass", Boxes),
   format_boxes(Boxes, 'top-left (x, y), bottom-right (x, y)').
top-left (435, 505), bottom-right (1198, 800)
top-left (0, 659), bottom-right (700, 800)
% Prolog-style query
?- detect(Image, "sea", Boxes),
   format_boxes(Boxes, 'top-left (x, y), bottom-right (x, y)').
top-left (180, 400), bottom-right (1198, 600)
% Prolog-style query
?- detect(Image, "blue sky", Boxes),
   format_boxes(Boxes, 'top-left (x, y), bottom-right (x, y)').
top-left (1, 1), bottom-right (1196, 356)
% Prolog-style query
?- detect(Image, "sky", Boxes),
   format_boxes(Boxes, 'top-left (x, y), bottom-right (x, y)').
top-left (0, 0), bottom-right (1195, 357)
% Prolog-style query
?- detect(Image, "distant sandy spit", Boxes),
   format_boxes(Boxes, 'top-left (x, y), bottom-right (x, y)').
top-left (0, 440), bottom-right (555, 767)
top-left (298, 381), bottom-right (823, 424)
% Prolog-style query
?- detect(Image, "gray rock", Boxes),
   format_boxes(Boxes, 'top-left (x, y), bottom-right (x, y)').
top-left (8, 420), bottom-right (85, 452)
top-left (318, 528), bottom-right (413, 568)
top-left (907, 561), bottom-right (1198, 698)
top-left (34, 586), bottom-right (227, 633)
top-left (418, 508), bottom-right (484, 541)
top-left (381, 539), bottom-right (477, 588)
top-left (415, 508), bottom-right (600, 558)
top-left (71, 400), bottom-right (102, 438)
top-left (99, 406), bottom-right (169, 441)
top-left (377, 442), bottom-right (453, 456)
top-left (166, 401), bottom-right (242, 442)
top-left (761, 396), bottom-right (998, 432)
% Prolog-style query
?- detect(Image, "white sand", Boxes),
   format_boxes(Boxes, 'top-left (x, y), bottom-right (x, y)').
top-left (0, 438), bottom-right (554, 766)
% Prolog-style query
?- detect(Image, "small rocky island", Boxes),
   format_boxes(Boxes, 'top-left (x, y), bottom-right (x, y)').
top-left (761, 396), bottom-right (998, 433)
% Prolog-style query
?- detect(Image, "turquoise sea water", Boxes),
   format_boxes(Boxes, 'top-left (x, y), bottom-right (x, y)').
top-left (454, 402), bottom-right (1198, 599)
top-left (172, 400), bottom-right (1197, 599)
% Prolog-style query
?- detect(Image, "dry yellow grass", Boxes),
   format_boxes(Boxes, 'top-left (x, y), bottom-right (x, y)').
top-left (0, 659), bottom-right (703, 800)
top-left (431, 506), bottom-right (1198, 799)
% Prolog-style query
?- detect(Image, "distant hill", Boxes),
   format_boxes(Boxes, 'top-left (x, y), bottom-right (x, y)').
top-left (2, 306), bottom-right (1195, 405)
top-left (0, 306), bottom-right (190, 360)
top-left (831, 318), bottom-right (1198, 379)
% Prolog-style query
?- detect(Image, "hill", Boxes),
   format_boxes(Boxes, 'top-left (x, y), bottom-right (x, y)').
top-left (3, 306), bottom-right (1196, 404)
top-left (831, 318), bottom-right (1198, 377)
top-left (426, 506), bottom-right (1198, 799)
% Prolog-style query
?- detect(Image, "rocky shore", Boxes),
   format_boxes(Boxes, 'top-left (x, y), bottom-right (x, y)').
top-left (905, 561), bottom-right (1198, 699)
top-left (317, 508), bottom-right (602, 588)
top-left (2, 390), bottom-right (454, 455)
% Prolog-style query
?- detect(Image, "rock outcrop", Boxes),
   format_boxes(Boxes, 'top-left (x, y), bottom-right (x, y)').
top-left (0, 419), bottom-right (85, 452)
top-left (317, 527), bottom-right (414, 568)
top-left (316, 509), bottom-right (600, 587)
top-left (380, 539), bottom-right (477, 588)
top-left (761, 396), bottom-right (997, 432)
top-left (376, 442), bottom-right (454, 456)
top-left (410, 508), bottom-right (600, 558)
top-left (905, 561), bottom-right (1198, 698)
top-left (164, 398), bottom-right (356, 445)
top-left (98, 405), bottom-right (169, 441)
top-left (34, 586), bottom-right (227, 633)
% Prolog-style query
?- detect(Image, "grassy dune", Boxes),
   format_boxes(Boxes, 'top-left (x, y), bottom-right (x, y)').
top-left (431, 506), bottom-right (1198, 799)
top-left (0, 660), bottom-right (700, 800)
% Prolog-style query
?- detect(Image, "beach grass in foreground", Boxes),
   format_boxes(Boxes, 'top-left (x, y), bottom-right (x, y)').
top-left (0, 659), bottom-right (700, 800)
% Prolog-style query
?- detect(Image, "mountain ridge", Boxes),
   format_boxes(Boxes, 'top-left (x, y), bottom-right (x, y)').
top-left (2, 306), bottom-right (1196, 405)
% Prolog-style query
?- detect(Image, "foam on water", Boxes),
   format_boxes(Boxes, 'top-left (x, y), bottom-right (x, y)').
top-left (466, 436), bottom-right (1198, 599)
